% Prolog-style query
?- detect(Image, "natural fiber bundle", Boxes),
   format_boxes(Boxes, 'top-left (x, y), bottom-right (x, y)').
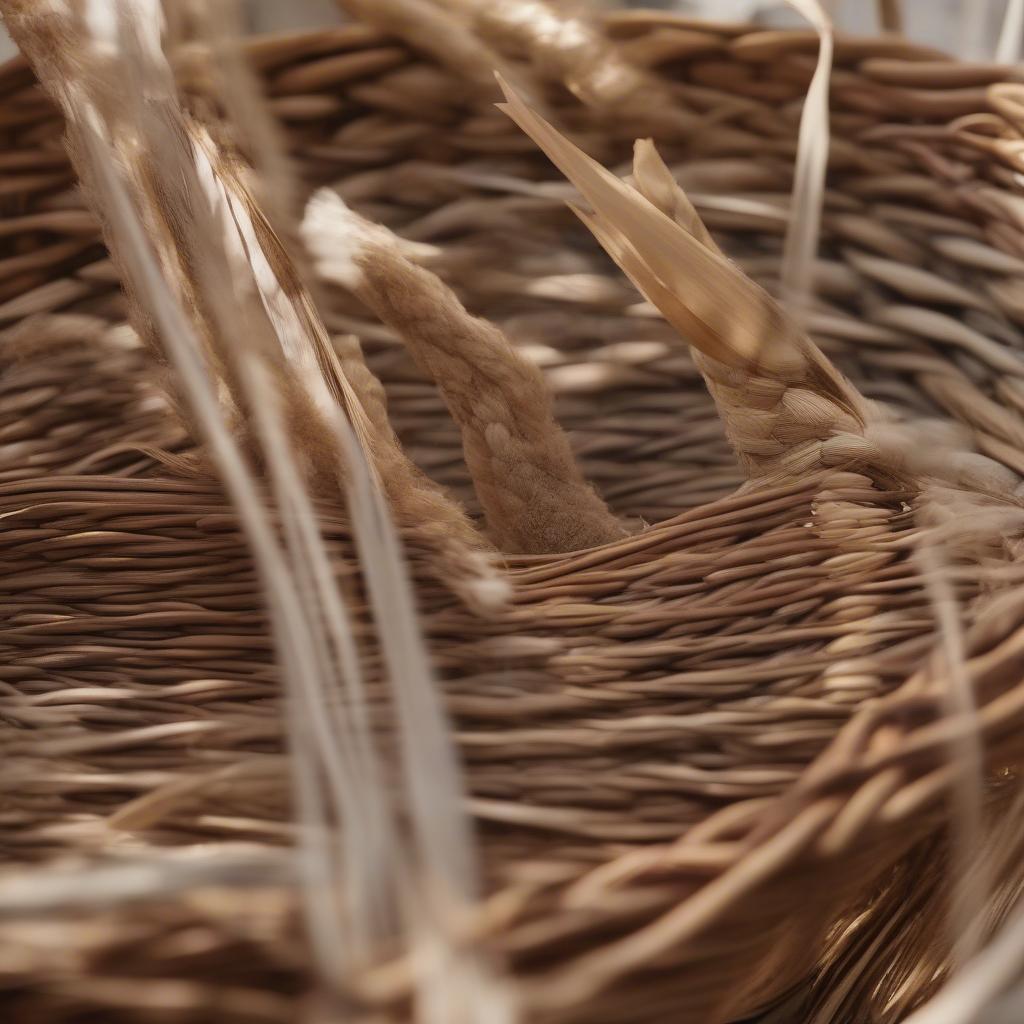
top-left (3, 1), bottom-right (1024, 1023)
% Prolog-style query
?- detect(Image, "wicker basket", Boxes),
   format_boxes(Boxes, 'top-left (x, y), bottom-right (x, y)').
top-left (2, 1), bottom-right (1024, 1022)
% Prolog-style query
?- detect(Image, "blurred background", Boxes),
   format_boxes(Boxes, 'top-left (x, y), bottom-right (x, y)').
top-left (0, 1), bottom-right (1018, 62)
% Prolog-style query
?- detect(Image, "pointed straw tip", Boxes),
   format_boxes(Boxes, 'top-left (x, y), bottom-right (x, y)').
top-left (494, 72), bottom-right (523, 111)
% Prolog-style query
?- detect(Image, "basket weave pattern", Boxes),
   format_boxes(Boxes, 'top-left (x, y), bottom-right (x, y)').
top-left (3, 4), bottom-right (1024, 1022)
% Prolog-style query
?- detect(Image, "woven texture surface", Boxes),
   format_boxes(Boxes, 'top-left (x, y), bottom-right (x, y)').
top-left (3, 4), bottom-right (1024, 1022)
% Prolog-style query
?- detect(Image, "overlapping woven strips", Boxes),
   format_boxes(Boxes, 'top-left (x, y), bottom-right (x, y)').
top-left (3, 1), bottom-right (1024, 1022)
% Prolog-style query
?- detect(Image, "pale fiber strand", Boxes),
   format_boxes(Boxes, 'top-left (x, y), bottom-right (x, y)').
top-left (916, 542), bottom-right (988, 970)
top-left (3, 0), bottom-right (440, 983)
top-left (31, 0), bottom-right (502, 617)
top-left (125, 10), bottom-right (484, 995)
top-left (338, 422), bottom-right (511, 1024)
top-left (780, 0), bottom-right (834, 322)
top-left (77, 19), bottom-right (375, 965)
top-left (191, 0), bottom-right (297, 226)
top-left (72, 103), bottom-right (349, 987)
top-left (234, 332), bottom-right (401, 959)
top-left (997, 0), bottom-right (1024, 64)
top-left (107, 19), bottom-right (403, 960)
top-left (192, 0), bottom-right (504, 614)
top-left (209, 130), bottom-right (471, 950)
top-left (64, 4), bottom-right (492, 1010)
top-left (495, 77), bottom-right (808, 377)
top-left (902, 898), bottom-right (1024, 1024)
top-left (0, 848), bottom-right (296, 915)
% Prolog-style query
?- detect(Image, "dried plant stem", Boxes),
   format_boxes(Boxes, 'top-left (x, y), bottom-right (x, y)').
top-left (779, 0), bottom-right (833, 320)
top-left (1, 0), bottom-right (503, 611)
top-left (497, 77), bottom-right (867, 481)
top-left (303, 189), bottom-right (627, 554)
top-left (0, 0), bottom-right (488, 999)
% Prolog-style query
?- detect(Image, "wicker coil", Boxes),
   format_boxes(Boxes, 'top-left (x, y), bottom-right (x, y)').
top-left (3, 1), bottom-right (1024, 1022)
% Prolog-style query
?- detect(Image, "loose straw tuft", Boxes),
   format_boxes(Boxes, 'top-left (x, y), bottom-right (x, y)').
top-left (303, 187), bottom-right (627, 554)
